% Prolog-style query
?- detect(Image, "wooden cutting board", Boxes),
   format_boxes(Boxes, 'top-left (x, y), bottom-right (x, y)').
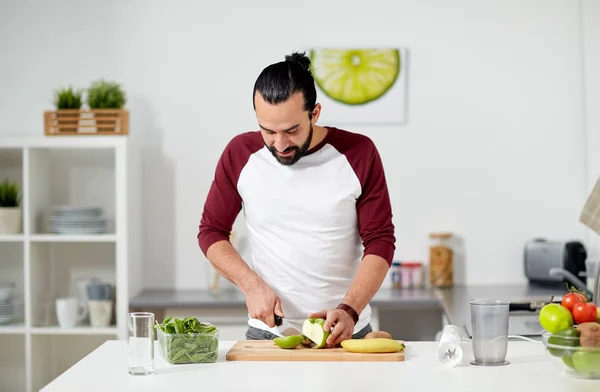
top-left (225, 340), bottom-right (405, 362)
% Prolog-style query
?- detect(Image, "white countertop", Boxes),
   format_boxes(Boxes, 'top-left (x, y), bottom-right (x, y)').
top-left (41, 340), bottom-right (599, 392)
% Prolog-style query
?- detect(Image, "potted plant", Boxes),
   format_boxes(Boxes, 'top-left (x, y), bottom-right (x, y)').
top-left (86, 79), bottom-right (127, 109)
top-left (0, 178), bottom-right (21, 234)
top-left (53, 86), bottom-right (83, 133)
top-left (44, 80), bottom-right (129, 135)
top-left (54, 86), bottom-right (84, 109)
top-left (85, 79), bottom-right (128, 134)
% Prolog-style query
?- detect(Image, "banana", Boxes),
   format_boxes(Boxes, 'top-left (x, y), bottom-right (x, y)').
top-left (341, 338), bottom-right (405, 353)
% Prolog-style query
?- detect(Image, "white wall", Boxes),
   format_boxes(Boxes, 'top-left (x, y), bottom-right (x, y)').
top-left (0, 0), bottom-right (595, 289)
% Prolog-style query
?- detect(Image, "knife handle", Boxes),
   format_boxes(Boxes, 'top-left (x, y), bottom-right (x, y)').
top-left (274, 314), bottom-right (283, 326)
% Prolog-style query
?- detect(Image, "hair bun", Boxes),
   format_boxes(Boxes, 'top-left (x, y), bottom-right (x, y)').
top-left (285, 52), bottom-right (311, 71)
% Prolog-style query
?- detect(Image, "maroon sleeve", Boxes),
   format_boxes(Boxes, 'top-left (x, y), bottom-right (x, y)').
top-left (197, 132), bottom-right (263, 256)
top-left (331, 129), bottom-right (396, 265)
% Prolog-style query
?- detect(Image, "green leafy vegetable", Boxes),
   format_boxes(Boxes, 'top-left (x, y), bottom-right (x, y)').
top-left (155, 316), bottom-right (219, 364)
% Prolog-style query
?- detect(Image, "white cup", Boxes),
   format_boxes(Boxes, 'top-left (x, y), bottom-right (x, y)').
top-left (56, 297), bottom-right (87, 328)
top-left (88, 300), bottom-right (113, 327)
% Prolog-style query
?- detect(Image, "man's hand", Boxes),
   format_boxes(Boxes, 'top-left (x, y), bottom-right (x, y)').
top-left (245, 279), bottom-right (284, 328)
top-left (308, 308), bottom-right (354, 348)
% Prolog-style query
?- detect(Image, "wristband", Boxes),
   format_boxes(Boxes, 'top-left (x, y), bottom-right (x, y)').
top-left (336, 303), bottom-right (359, 325)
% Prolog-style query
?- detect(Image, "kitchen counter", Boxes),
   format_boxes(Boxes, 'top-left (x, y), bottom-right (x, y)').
top-left (128, 286), bottom-right (445, 310)
top-left (129, 283), bottom-right (569, 339)
top-left (40, 340), bottom-right (598, 392)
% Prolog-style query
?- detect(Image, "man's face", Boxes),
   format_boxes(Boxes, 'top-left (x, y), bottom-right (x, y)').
top-left (254, 92), bottom-right (318, 166)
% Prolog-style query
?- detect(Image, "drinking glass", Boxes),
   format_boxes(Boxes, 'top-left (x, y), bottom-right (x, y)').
top-left (127, 312), bottom-right (155, 375)
top-left (470, 300), bottom-right (510, 366)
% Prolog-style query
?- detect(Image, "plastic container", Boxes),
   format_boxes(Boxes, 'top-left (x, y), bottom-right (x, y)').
top-left (157, 327), bottom-right (220, 364)
top-left (542, 331), bottom-right (600, 379)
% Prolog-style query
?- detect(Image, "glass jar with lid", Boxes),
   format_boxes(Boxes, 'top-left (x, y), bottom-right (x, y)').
top-left (429, 232), bottom-right (454, 287)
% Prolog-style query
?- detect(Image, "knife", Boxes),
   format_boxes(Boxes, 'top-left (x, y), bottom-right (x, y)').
top-left (274, 314), bottom-right (303, 336)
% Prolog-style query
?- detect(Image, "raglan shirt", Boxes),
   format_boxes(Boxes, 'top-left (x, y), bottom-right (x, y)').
top-left (198, 126), bottom-right (396, 335)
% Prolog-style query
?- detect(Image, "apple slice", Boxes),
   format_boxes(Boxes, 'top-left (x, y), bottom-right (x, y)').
top-left (302, 318), bottom-right (330, 349)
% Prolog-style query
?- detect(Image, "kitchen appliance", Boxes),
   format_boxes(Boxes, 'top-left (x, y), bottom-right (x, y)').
top-left (225, 340), bottom-right (405, 362)
top-left (523, 238), bottom-right (587, 286)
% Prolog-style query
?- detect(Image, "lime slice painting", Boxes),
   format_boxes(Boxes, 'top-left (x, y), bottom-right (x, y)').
top-left (308, 48), bottom-right (407, 124)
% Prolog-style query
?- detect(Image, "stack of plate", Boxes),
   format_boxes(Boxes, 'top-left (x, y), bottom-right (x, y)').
top-left (0, 283), bottom-right (17, 325)
top-left (48, 205), bottom-right (108, 234)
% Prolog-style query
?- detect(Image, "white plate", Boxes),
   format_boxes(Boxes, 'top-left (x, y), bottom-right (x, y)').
top-left (49, 227), bottom-right (107, 234)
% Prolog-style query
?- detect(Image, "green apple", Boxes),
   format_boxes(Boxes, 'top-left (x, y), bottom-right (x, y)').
top-left (273, 335), bottom-right (304, 349)
top-left (562, 355), bottom-right (576, 369)
top-left (571, 351), bottom-right (600, 377)
top-left (302, 318), bottom-right (330, 349)
top-left (547, 327), bottom-right (580, 357)
top-left (539, 303), bottom-right (574, 333)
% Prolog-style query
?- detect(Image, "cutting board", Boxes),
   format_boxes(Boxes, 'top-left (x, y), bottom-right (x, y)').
top-left (225, 340), bottom-right (405, 362)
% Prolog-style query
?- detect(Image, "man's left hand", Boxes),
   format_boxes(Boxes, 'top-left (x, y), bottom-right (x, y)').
top-left (308, 308), bottom-right (354, 348)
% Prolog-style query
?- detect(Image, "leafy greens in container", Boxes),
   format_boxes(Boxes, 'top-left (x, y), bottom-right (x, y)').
top-left (155, 316), bottom-right (219, 364)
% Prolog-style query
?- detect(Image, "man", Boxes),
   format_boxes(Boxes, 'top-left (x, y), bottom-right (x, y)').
top-left (197, 51), bottom-right (395, 348)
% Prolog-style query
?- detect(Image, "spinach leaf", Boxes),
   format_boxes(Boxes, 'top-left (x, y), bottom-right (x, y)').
top-left (154, 316), bottom-right (219, 364)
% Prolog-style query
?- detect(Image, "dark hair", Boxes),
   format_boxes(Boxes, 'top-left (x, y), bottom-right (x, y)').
top-left (252, 51), bottom-right (317, 116)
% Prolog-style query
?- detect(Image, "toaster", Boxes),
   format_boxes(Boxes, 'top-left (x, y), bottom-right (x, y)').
top-left (523, 238), bottom-right (587, 285)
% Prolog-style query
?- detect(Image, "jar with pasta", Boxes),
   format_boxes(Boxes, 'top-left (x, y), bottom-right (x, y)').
top-left (429, 232), bottom-right (454, 287)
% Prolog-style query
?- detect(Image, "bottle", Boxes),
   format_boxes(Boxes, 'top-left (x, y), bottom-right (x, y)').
top-left (390, 261), bottom-right (401, 289)
top-left (400, 262), bottom-right (413, 288)
top-left (412, 262), bottom-right (425, 288)
top-left (429, 232), bottom-right (454, 287)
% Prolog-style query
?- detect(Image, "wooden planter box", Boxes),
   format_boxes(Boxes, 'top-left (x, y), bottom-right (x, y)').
top-left (44, 109), bottom-right (129, 136)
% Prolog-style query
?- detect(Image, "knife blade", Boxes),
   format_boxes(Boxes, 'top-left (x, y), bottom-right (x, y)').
top-left (274, 314), bottom-right (303, 336)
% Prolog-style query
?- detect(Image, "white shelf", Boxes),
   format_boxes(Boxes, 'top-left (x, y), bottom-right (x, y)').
top-left (0, 235), bottom-right (25, 242)
top-left (30, 326), bottom-right (118, 336)
top-left (0, 323), bottom-right (26, 334)
top-left (29, 234), bottom-right (117, 242)
top-left (0, 136), bottom-right (142, 392)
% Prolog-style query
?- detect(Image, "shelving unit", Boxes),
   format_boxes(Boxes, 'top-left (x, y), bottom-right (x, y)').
top-left (0, 136), bottom-right (142, 392)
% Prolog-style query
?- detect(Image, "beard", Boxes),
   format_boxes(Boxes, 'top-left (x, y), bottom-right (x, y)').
top-left (267, 123), bottom-right (313, 166)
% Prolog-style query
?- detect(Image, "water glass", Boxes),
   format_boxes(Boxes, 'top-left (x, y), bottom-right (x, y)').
top-left (470, 299), bottom-right (510, 366)
top-left (128, 312), bottom-right (155, 375)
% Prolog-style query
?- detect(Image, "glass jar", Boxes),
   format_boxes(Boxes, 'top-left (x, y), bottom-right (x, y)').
top-left (429, 232), bottom-right (454, 287)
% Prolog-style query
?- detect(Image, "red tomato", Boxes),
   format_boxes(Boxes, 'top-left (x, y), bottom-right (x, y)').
top-left (572, 302), bottom-right (598, 324)
top-left (561, 292), bottom-right (586, 312)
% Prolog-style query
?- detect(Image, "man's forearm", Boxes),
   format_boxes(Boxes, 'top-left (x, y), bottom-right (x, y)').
top-left (341, 254), bottom-right (390, 315)
top-left (206, 240), bottom-right (263, 294)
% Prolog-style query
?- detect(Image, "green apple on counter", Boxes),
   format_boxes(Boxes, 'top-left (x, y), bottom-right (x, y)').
top-left (302, 318), bottom-right (330, 349)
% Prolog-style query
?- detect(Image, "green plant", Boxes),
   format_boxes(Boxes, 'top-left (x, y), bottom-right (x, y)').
top-left (54, 86), bottom-right (83, 109)
top-left (0, 179), bottom-right (20, 207)
top-left (86, 79), bottom-right (127, 109)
